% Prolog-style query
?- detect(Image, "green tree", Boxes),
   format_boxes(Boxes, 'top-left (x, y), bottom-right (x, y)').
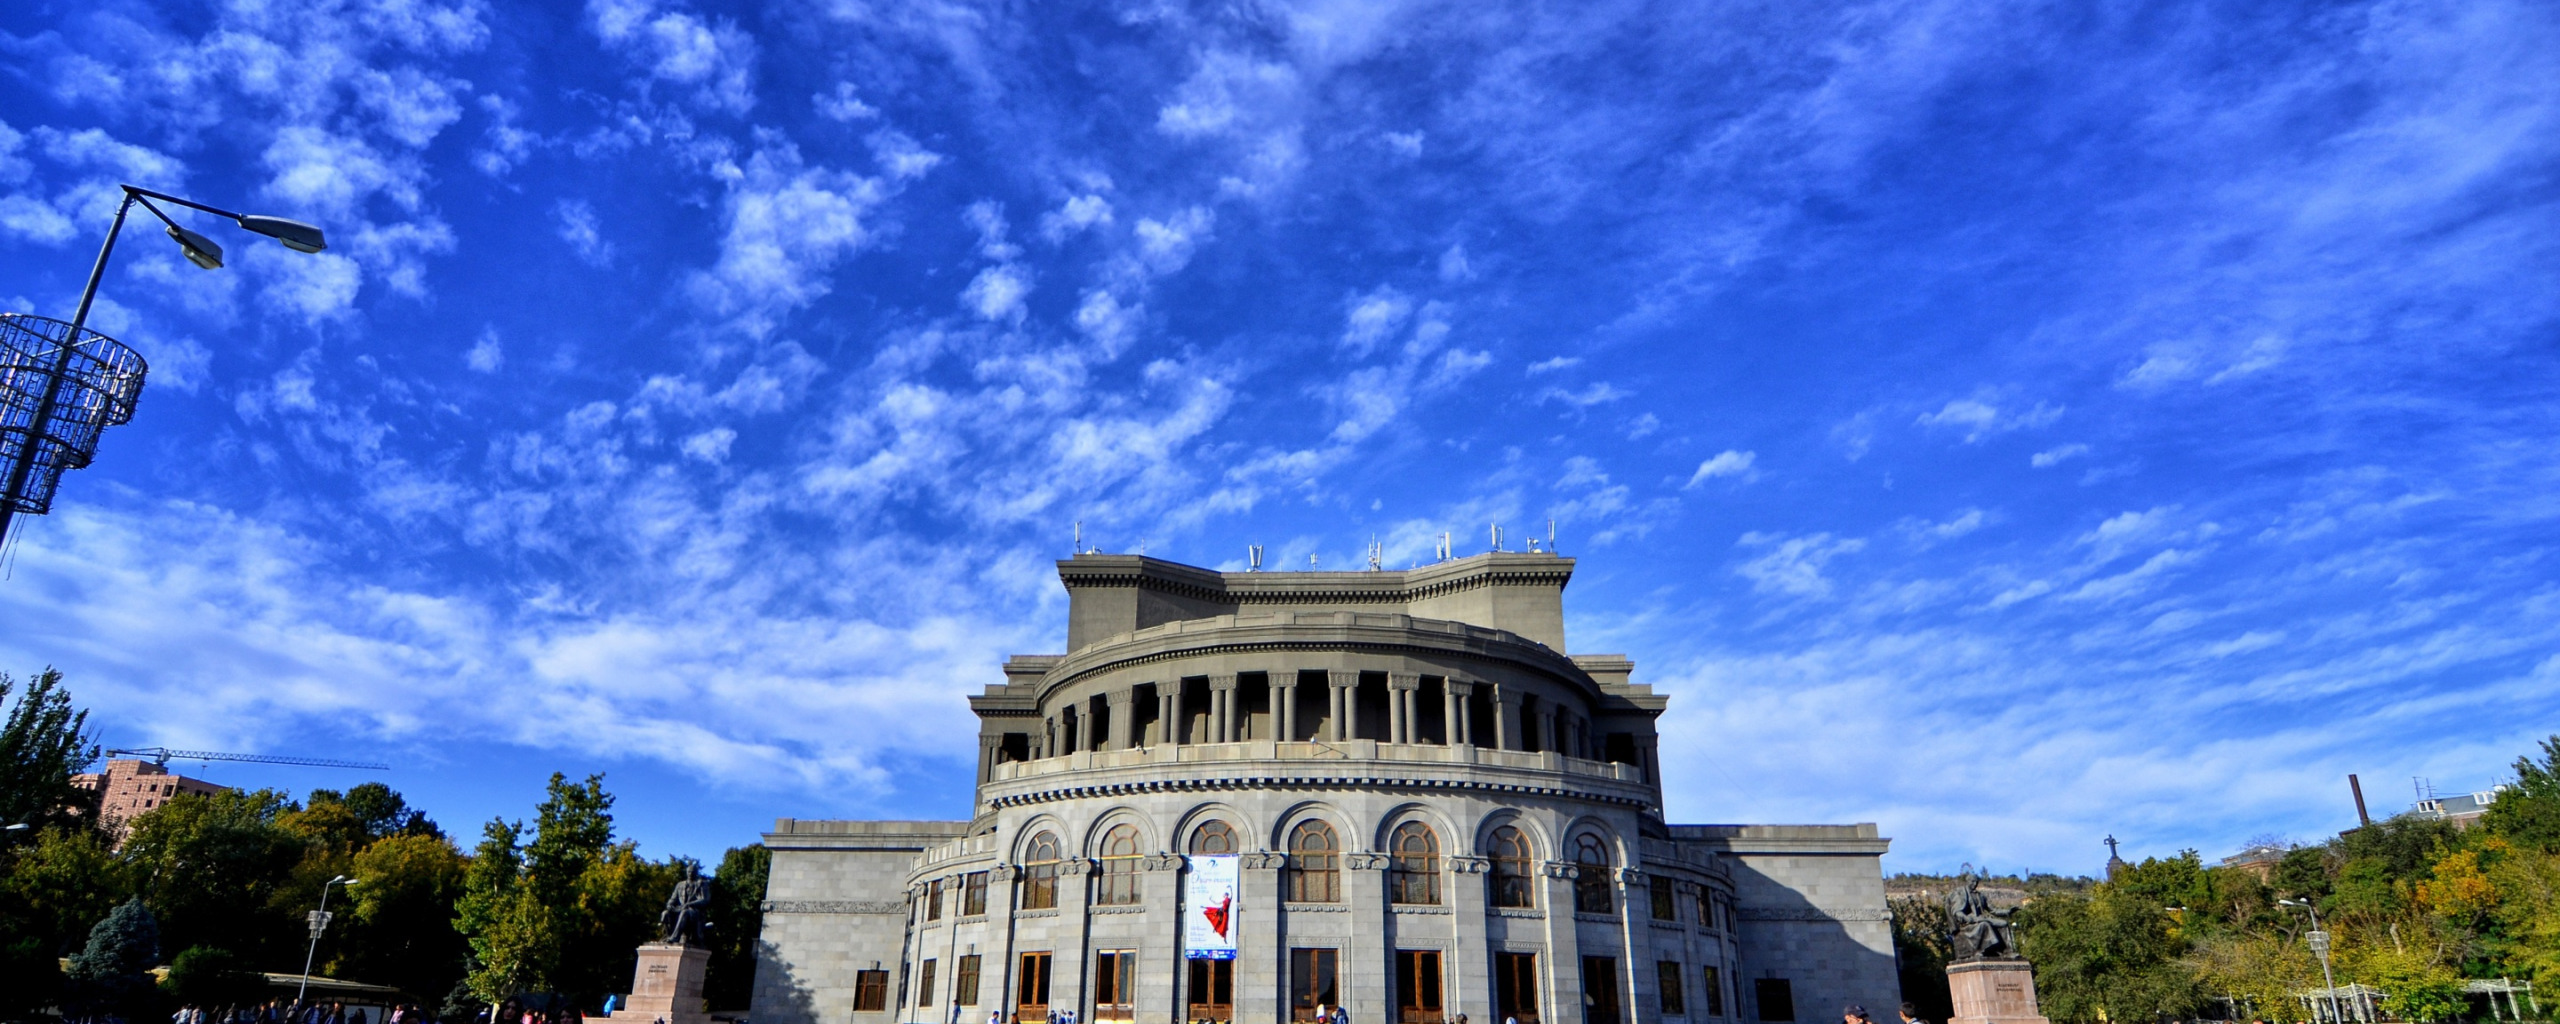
top-left (456, 773), bottom-right (681, 1007)
top-left (2482, 735), bottom-right (2560, 853)
top-left (2187, 934), bottom-right (2316, 1022)
top-left (1889, 893), bottom-right (1955, 1024)
top-left (65, 897), bottom-right (162, 1020)
top-left (162, 946), bottom-right (268, 1008)
top-left (123, 788), bottom-right (310, 966)
top-left (705, 844), bottom-right (771, 1011)
top-left (341, 831), bottom-right (473, 1001)
top-left (2017, 887), bottom-right (2203, 1024)
top-left (2346, 945), bottom-right (2465, 1022)
top-left (0, 824), bottom-right (126, 957)
top-left (0, 668), bottom-right (101, 836)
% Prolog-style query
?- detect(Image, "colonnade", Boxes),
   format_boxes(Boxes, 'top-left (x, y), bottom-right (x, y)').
top-left (1030, 672), bottom-right (1639, 767)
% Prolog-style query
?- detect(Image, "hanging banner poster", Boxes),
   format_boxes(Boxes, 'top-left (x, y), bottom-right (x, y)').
top-left (1184, 854), bottom-right (1239, 960)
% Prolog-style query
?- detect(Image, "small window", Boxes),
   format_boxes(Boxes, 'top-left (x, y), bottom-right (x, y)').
top-left (1017, 952), bottom-right (1052, 1014)
top-left (1658, 962), bottom-right (1686, 1016)
top-left (1192, 819), bottom-right (1239, 854)
top-left (853, 970), bottom-right (889, 1012)
top-left (1287, 820), bottom-right (1340, 902)
top-left (1490, 825), bottom-right (1535, 909)
top-left (1022, 831), bottom-right (1061, 910)
top-left (1095, 949), bottom-right (1137, 1021)
top-left (963, 871), bottom-right (989, 916)
top-left (918, 959), bottom-right (938, 1007)
top-left (1290, 948), bottom-right (1340, 1022)
top-left (1099, 824), bottom-right (1144, 905)
top-left (1390, 821), bottom-right (1440, 905)
top-left (956, 954), bottom-right (982, 1006)
top-left (1574, 833), bottom-right (1614, 914)
top-left (1651, 876), bottom-right (1678, 921)
top-left (1703, 966), bottom-right (1725, 1017)
top-left (1754, 979), bottom-right (1794, 1022)
top-left (927, 878), bottom-right (945, 920)
top-left (1495, 952), bottom-right (1540, 1024)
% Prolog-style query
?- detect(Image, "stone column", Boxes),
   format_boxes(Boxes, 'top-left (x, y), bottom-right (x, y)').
top-left (1160, 686), bottom-right (1180, 748)
top-left (1492, 687), bottom-right (1515, 751)
top-left (1276, 673), bottom-right (1299, 743)
top-left (1389, 674), bottom-right (1419, 744)
top-left (1345, 851), bottom-right (1392, 1023)
top-left (1141, 853), bottom-right (1184, 1024)
top-left (1239, 852), bottom-right (1287, 1024)
top-left (1540, 705), bottom-right (1560, 756)
top-left (1448, 856), bottom-right (1492, 1021)
top-left (1613, 868), bottom-right (1646, 1024)
top-left (1210, 674), bottom-right (1238, 743)
top-left (1055, 857), bottom-right (1094, 1022)
top-left (1440, 681), bottom-right (1462, 747)
top-left (1541, 861), bottom-right (1586, 1024)
top-left (1108, 690), bottom-right (1137, 751)
top-left (991, 864), bottom-right (1022, 1021)
top-left (1341, 670), bottom-right (1361, 737)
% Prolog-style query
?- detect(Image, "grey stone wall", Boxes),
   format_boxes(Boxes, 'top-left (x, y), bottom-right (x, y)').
top-left (756, 820), bottom-right (972, 1024)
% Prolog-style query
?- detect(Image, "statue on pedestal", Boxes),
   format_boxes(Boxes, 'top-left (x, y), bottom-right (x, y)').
top-left (1944, 870), bottom-right (2017, 960)
top-left (659, 863), bottom-right (714, 947)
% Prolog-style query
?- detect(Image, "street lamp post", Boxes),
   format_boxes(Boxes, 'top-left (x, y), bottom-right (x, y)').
top-left (2279, 898), bottom-right (2345, 1024)
top-left (0, 183), bottom-right (326, 548)
top-left (298, 874), bottom-right (359, 1003)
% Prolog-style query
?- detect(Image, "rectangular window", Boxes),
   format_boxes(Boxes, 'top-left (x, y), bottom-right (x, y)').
top-left (1651, 877), bottom-right (1678, 921)
top-left (853, 970), bottom-right (888, 1013)
top-left (1189, 959), bottom-right (1236, 1021)
top-left (1017, 952), bottom-right (1052, 1017)
top-left (1024, 863), bottom-right (1057, 910)
top-left (1101, 859), bottom-right (1143, 905)
top-left (1396, 950), bottom-right (1445, 1024)
top-left (1702, 967), bottom-right (1725, 1017)
top-left (1754, 979), bottom-right (1793, 1023)
top-left (929, 879), bottom-right (946, 921)
top-left (1658, 962), bottom-right (1686, 1016)
top-left (964, 871), bottom-right (990, 916)
top-left (919, 959), bottom-right (938, 1008)
top-left (956, 955), bottom-right (982, 1007)
top-left (1495, 953), bottom-right (1540, 1024)
top-left (1697, 892), bottom-right (1715, 929)
top-left (1095, 950), bottom-right (1137, 1021)
top-left (1582, 957), bottom-right (1620, 1024)
top-left (1291, 948), bottom-right (1340, 1022)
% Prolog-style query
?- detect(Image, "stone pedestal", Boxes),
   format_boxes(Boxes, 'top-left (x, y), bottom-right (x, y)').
top-left (606, 944), bottom-right (712, 1024)
top-left (1947, 958), bottom-right (2049, 1024)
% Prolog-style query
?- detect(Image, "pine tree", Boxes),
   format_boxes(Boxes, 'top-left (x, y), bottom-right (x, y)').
top-left (0, 668), bottom-right (101, 835)
top-left (66, 897), bottom-right (161, 1019)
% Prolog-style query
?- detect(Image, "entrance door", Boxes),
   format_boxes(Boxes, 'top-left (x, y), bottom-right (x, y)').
top-left (1095, 951), bottom-right (1137, 1022)
top-left (1495, 953), bottom-right (1540, 1024)
top-left (1582, 958), bottom-right (1619, 1024)
top-left (1291, 948), bottom-right (1340, 1022)
top-left (1188, 959), bottom-right (1236, 1023)
top-left (1396, 951), bottom-right (1445, 1024)
top-left (1018, 952), bottom-right (1052, 1020)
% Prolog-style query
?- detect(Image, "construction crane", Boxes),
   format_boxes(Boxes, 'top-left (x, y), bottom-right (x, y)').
top-left (105, 746), bottom-right (390, 772)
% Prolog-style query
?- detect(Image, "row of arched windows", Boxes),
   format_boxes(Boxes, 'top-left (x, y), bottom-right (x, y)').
top-left (1011, 820), bottom-right (1621, 913)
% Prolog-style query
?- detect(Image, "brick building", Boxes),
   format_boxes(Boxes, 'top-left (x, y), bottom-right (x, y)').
top-left (73, 757), bottom-right (228, 836)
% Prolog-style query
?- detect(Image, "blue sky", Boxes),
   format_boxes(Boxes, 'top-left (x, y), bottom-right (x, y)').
top-left (1, 0), bottom-right (2555, 875)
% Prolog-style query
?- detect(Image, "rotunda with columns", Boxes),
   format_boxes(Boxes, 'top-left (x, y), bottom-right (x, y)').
top-left (750, 551), bottom-right (1897, 1024)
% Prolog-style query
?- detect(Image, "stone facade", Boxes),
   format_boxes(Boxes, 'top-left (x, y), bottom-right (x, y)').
top-left (752, 553), bottom-right (1896, 1024)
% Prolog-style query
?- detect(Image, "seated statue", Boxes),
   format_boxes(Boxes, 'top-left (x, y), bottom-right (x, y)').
top-left (660, 864), bottom-right (714, 946)
top-left (1945, 871), bottom-right (2017, 960)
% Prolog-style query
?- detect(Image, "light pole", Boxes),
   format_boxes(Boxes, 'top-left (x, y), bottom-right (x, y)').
top-left (298, 874), bottom-right (359, 1002)
top-left (0, 183), bottom-right (327, 548)
top-left (2278, 898), bottom-right (2345, 1024)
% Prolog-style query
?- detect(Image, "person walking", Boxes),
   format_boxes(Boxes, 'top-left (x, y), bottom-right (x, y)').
top-left (1843, 1005), bottom-right (1873, 1024)
top-left (1898, 1004), bottom-right (1930, 1024)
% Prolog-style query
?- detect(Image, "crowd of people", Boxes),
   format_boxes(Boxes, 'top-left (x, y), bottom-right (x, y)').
top-left (165, 1002), bottom-right (425, 1024)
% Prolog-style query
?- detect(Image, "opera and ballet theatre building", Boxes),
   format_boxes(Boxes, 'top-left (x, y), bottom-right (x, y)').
top-left (750, 552), bottom-right (1897, 1024)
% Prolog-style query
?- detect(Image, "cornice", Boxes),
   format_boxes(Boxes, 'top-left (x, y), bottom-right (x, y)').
top-left (984, 771), bottom-right (1655, 813)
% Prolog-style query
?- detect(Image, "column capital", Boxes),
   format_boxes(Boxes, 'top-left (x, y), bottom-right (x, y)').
top-left (1388, 673), bottom-right (1422, 691)
top-left (1107, 688), bottom-right (1139, 707)
top-left (1447, 856), bottom-right (1492, 875)
top-left (1207, 673), bottom-right (1239, 692)
top-left (1446, 677), bottom-right (1477, 696)
top-left (1240, 851), bottom-right (1289, 870)
top-left (1327, 669), bottom-right (1358, 688)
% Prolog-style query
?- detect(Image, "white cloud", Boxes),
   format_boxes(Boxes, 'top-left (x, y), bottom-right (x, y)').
top-left (1916, 396), bottom-right (2063, 443)
top-left (1134, 206), bottom-right (1215, 276)
top-left (1527, 356), bottom-right (1580, 374)
top-left (1735, 531), bottom-right (1866, 597)
top-left (1438, 243), bottom-right (1474, 282)
top-left (814, 82), bottom-right (878, 121)
top-left (868, 130), bottom-right (943, 181)
top-left (1684, 450), bottom-right (1758, 488)
top-left (466, 329), bottom-right (503, 373)
top-left (1341, 286), bottom-right (1413, 357)
top-left (963, 264), bottom-right (1032, 323)
top-left (587, 0), bottom-right (759, 114)
top-left (2031, 443), bottom-right (2090, 468)
top-left (1382, 130), bottom-right (1424, 158)
top-left (1040, 194), bottom-right (1113, 241)
top-left (681, 427), bottom-right (738, 463)
top-left (1075, 289), bottom-right (1142, 355)
top-left (1539, 382), bottom-right (1630, 408)
top-left (685, 138), bottom-right (889, 336)
top-left (555, 199), bottom-right (614, 267)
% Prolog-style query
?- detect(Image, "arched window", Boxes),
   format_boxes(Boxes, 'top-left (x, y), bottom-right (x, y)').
top-left (1490, 825), bottom-right (1535, 908)
top-left (1098, 824), bottom-right (1143, 905)
top-left (1022, 831), bottom-right (1061, 910)
top-left (1389, 821), bottom-right (1440, 905)
top-left (1573, 833), bottom-right (1614, 914)
top-left (1191, 820), bottom-right (1239, 855)
top-left (1287, 820), bottom-right (1340, 902)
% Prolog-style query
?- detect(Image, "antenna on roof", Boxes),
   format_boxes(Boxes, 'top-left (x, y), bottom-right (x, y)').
top-left (1249, 545), bottom-right (1263, 571)
top-left (1436, 532), bottom-right (1450, 561)
top-left (1548, 518), bottom-right (1557, 553)
top-left (1490, 523), bottom-right (1503, 552)
top-left (1073, 520), bottom-right (1082, 554)
top-left (1368, 537), bottom-right (1382, 571)
top-left (1308, 553), bottom-right (1320, 569)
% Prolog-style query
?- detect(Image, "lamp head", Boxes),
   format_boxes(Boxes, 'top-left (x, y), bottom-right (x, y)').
top-left (167, 224), bottom-right (225, 269)
top-left (2, 823), bottom-right (28, 831)
top-left (237, 215), bottom-right (328, 253)
top-left (2277, 898), bottom-right (2304, 907)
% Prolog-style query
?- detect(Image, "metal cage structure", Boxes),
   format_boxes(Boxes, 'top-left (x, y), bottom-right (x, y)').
top-left (0, 312), bottom-right (149, 519)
